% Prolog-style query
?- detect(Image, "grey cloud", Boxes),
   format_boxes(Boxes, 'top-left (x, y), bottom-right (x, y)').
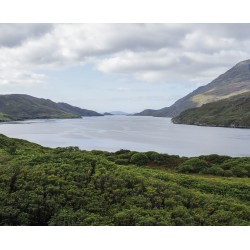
top-left (199, 24), bottom-right (250, 40)
top-left (0, 24), bottom-right (53, 47)
top-left (106, 24), bottom-right (188, 52)
top-left (96, 24), bottom-right (250, 84)
top-left (93, 24), bottom-right (250, 55)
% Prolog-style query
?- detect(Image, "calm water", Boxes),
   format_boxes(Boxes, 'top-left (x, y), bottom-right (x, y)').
top-left (0, 116), bottom-right (250, 157)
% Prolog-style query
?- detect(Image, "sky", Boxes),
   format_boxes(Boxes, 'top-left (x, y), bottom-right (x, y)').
top-left (0, 23), bottom-right (250, 113)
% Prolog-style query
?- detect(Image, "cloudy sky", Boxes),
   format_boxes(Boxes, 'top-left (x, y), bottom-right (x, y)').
top-left (0, 23), bottom-right (250, 113)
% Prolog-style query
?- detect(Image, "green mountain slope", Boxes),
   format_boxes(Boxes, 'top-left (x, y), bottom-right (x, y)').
top-left (0, 134), bottom-right (249, 226)
top-left (172, 91), bottom-right (250, 128)
top-left (135, 59), bottom-right (250, 117)
top-left (57, 102), bottom-right (103, 117)
top-left (0, 94), bottom-right (102, 121)
top-left (0, 112), bottom-right (12, 122)
top-left (0, 94), bottom-right (79, 120)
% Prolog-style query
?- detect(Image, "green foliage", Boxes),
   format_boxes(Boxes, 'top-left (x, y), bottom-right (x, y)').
top-left (7, 144), bottom-right (17, 155)
top-left (174, 156), bottom-right (250, 178)
top-left (115, 158), bottom-right (130, 165)
top-left (177, 158), bottom-right (209, 173)
top-left (208, 166), bottom-right (225, 176)
top-left (0, 134), bottom-right (250, 226)
top-left (199, 154), bottom-right (231, 165)
top-left (131, 153), bottom-right (149, 166)
top-left (0, 112), bottom-right (12, 122)
top-left (231, 166), bottom-right (248, 177)
top-left (172, 91), bottom-right (250, 128)
top-left (115, 149), bottom-right (131, 155)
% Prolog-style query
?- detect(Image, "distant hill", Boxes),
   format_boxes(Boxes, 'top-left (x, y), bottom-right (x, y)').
top-left (57, 102), bottom-right (103, 117)
top-left (172, 91), bottom-right (250, 128)
top-left (135, 59), bottom-right (250, 117)
top-left (103, 112), bottom-right (113, 116)
top-left (109, 111), bottom-right (128, 115)
top-left (133, 109), bottom-right (158, 116)
top-left (0, 94), bottom-right (102, 122)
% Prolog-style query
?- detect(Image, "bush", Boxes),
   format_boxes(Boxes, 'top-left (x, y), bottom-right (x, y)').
top-left (199, 154), bottom-right (231, 164)
top-left (209, 166), bottom-right (225, 176)
top-left (223, 170), bottom-right (233, 177)
top-left (177, 158), bottom-right (209, 173)
top-left (115, 159), bottom-right (129, 165)
top-left (7, 145), bottom-right (17, 155)
top-left (145, 151), bottom-right (160, 162)
top-left (144, 151), bottom-right (182, 169)
top-left (115, 149), bottom-right (131, 155)
top-left (131, 153), bottom-right (149, 166)
top-left (231, 166), bottom-right (248, 177)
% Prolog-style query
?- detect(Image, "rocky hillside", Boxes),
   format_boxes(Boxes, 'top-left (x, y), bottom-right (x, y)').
top-left (135, 59), bottom-right (250, 117)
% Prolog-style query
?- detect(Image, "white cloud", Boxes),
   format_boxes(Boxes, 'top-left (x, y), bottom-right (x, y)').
top-left (0, 24), bottom-right (250, 86)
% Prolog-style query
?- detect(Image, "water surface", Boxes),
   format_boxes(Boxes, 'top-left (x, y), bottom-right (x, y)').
top-left (0, 116), bottom-right (250, 157)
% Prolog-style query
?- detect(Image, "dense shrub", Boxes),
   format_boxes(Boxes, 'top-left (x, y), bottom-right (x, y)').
top-left (0, 134), bottom-right (250, 226)
top-left (115, 149), bottom-right (131, 155)
top-left (115, 158), bottom-right (129, 165)
top-left (231, 166), bottom-right (248, 177)
top-left (144, 151), bottom-right (183, 169)
top-left (223, 170), bottom-right (234, 177)
top-left (199, 154), bottom-right (231, 164)
top-left (7, 145), bottom-right (17, 155)
top-left (221, 159), bottom-right (250, 177)
top-left (131, 153), bottom-right (149, 166)
top-left (177, 158), bottom-right (209, 173)
top-left (145, 151), bottom-right (158, 160)
top-left (208, 166), bottom-right (225, 176)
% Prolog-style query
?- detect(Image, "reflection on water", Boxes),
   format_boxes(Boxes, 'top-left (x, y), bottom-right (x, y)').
top-left (0, 116), bottom-right (250, 157)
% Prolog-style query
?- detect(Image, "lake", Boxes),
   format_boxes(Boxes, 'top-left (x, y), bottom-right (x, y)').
top-left (0, 116), bottom-right (250, 157)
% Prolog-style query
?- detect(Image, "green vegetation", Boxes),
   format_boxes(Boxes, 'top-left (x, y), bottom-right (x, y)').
top-left (57, 102), bottom-right (103, 117)
top-left (0, 94), bottom-right (102, 122)
top-left (172, 91), bottom-right (250, 128)
top-left (0, 134), bottom-right (249, 225)
top-left (0, 112), bottom-right (12, 122)
top-left (131, 153), bottom-right (149, 166)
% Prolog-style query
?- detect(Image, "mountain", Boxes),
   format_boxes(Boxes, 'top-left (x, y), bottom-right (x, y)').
top-left (134, 59), bottom-right (250, 117)
top-left (172, 91), bottom-right (250, 128)
top-left (0, 94), bottom-right (102, 122)
top-left (57, 102), bottom-right (103, 117)
top-left (103, 112), bottom-right (113, 115)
